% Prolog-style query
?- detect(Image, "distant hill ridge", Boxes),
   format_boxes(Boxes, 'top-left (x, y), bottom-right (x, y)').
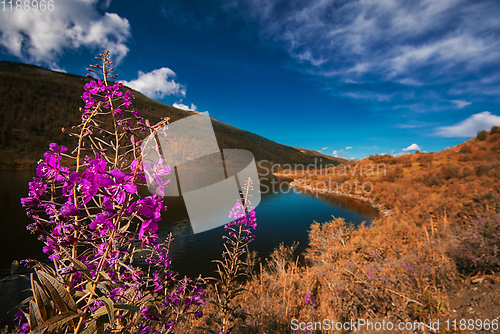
top-left (0, 61), bottom-right (345, 170)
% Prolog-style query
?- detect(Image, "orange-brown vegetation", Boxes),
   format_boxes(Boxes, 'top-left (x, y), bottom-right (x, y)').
top-left (179, 128), bottom-right (500, 333)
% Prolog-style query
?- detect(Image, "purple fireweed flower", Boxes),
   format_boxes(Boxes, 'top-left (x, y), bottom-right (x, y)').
top-left (28, 178), bottom-right (47, 199)
top-left (62, 172), bottom-right (81, 197)
top-left (114, 108), bottom-right (124, 118)
top-left (144, 159), bottom-right (171, 196)
top-left (228, 201), bottom-right (245, 220)
top-left (152, 272), bottom-right (163, 292)
top-left (70, 272), bottom-right (83, 289)
top-left (83, 79), bottom-right (104, 94)
top-left (195, 310), bottom-right (203, 320)
top-left (60, 201), bottom-right (79, 217)
top-left (81, 91), bottom-right (96, 109)
top-left (138, 326), bottom-right (151, 334)
top-left (42, 237), bottom-right (60, 261)
top-left (103, 168), bottom-right (137, 203)
top-left (48, 143), bottom-right (67, 154)
top-left (304, 292), bottom-right (317, 308)
top-left (129, 195), bottom-right (163, 222)
top-left (131, 109), bottom-right (141, 120)
top-left (131, 159), bottom-right (146, 182)
top-left (109, 287), bottom-right (125, 302)
top-left (90, 212), bottom-right (115, 236)
top-left (19, 323), bottom-right (30, 334)
top-left (21, 197), bottom-right (39, 208)
top-left (37, 147), bottom-right (70, 182)
top-left (122, 90), bottom-right (133, 108)
top-left (141, 308), bottom-right (159, 321)
top-left (112, 82), bottom-right (123, 96)
top-left (79, 176), bottom-right (99, 205)
top-left (142, 233), bottom-right (159, 246)
top-left (90, 300), bottom-right (104, 312)
top-left (166, 292), bottom-right (181, 306)
top-left (139, 220), bottom-right (159, 240)
top-left (14, 309), bottom-right (23, 326)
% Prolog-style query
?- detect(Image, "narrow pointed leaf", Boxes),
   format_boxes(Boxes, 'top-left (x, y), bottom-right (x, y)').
top-left (114, 304), bottom-right (139, 312)
top-left (29, 299), bottom-right (43, 329)
top-left (98, 296), bottom-right (115, 325)
top-left (11, 260), bottom-right (19, 275)
top-left (31, 311), bottom-right (79, 334)
top-left (79, 319), bottom-right (97, 334)
top-left (36, 270), bottom-right (77, 312)
top-left (31, 275), bottom-right (49, 321)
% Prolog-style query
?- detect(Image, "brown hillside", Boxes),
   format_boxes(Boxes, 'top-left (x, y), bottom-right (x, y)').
top-left (0, 61), bottom-right (345, 170)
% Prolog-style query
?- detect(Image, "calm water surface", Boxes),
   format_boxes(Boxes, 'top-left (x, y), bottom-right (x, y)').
top-left (0, 170), bottom-right (379, 278)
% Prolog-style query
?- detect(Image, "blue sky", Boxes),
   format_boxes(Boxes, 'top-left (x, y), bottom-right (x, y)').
top-left (1, 0), bottom-right (500, 159)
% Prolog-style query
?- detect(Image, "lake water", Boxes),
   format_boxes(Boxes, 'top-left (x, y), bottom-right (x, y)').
top-left (0, 170), bottom-right (379, 279)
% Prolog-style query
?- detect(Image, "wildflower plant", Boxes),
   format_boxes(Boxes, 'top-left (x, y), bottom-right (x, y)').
top-left (205, 177), bottom-right (257, 334)
top-left (18, 51), bottom-right (207, 334)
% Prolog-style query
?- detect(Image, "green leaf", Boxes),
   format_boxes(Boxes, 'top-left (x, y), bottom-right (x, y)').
top-left (11, 260), bottom-right (19, 275)
top-left (31, 311), bottom-right (80, 334)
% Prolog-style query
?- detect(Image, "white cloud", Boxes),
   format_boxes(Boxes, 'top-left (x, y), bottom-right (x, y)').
top-left (402, 143), bottom-right (422, 152)
top-left (0, 0), bottom-right (131, 66)
top-left (332, 148), bottom-right (354, 160)
top-left (120, 68), bottom-right (186, 99)
top-left (452, 99), bottom-right (472, 109)
top-left (395, 120), bottom-right (435, 129)
top-left (228, 0), bottom-right (500, 98)
top-left (345, 146), bottom-right (352, 150)
top-left (173, 101), bottom-right (197, 111)
top-left (435, 111), bottom-right (500, 137)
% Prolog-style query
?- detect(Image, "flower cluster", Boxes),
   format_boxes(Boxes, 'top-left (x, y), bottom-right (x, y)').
top-left (17, 51), bottom-right (206, 334)
top-left (207, 177), bottom-right (257, 334)
top-left (304, 292), bottom-right (317, 309)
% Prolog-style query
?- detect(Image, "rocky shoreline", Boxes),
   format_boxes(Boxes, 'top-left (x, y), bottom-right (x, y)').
top-left (289, 178), bottom-right (391, 218)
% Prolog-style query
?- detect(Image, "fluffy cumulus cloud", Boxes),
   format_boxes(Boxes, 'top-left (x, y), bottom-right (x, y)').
top-left (436, 111), bottom-right (500, 138)
top-left (402, 143), bottom-right (422, 152)
top-left (120, 68), bottom-right (186, 99)
top-left (173, 101), bottom-right (198, 111)
top-left (0, 0), bottom-right (131, 67)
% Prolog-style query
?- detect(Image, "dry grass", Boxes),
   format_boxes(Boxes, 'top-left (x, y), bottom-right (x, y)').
top-left (178, 127), bottom-right (500, 333)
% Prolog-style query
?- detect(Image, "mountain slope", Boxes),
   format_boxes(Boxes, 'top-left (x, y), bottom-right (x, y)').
top-left (0, 61), bottom-right (344, 170)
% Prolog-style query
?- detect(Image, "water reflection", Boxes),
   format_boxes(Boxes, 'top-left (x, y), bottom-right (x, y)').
top-left (0, 171), bottom-right (379, 279)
